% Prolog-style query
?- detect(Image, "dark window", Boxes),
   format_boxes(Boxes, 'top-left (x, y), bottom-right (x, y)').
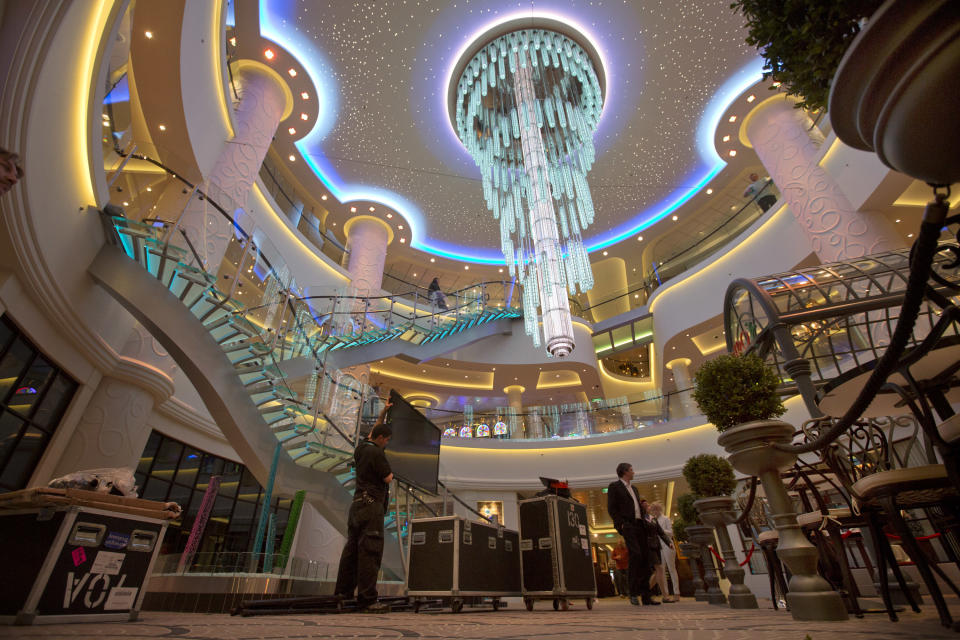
top-left (0, 316), bottom-right (78, 492)
top-left (137, 430), bottom-right (294, 558)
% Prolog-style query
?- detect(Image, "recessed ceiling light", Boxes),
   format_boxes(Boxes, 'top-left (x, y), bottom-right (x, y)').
top-left (288, 127), bottom-right (296, 135)
top-left (706, 188), bottom-right (713, 194)
top-left (602, 250), bottom-right (608, 256)
top-left (772, 81), bottom-right (781, 88)
top-left (746, 94), bottom-right (755, 103)
top-left (895, 219), bottom-right (901, 223)
top-left (722, 135), bottom-right (730, 142)
top-left (288, 154), bottom-right (295, 161)
top-left (301, 91), bottom-right (310, 100)
top-left (158, 124), bottom-right (166, 131)
top-left (637, 235), bottom-right (643, 241)
top-left (300, 113), bottom-right (308, 121)
top-left (728, 149), bottom-right (737, 157)
top-left (413, 273), bottom-right (417, 276)
top-left (464, 265), bottom-right (469, 270)
top-left (672, 215), bottom-right (679, 221)
top-left (321, 194), bottom-right (328, 200)
top-left (264, 49), bottom-right (275, 60)
top-left (728, 115), bottom-right (737, 123)
top-left (907, 233), bottom-right (914, 238)
top-left (400, 237), bottom-right (406, 243)
top-left (288, 68), bottom-right (297, 78)
top-left (229, 37), bottom-right (236, 46)
top-left (350, 206), bottom-right (357, 213)
top-left (386, 213), bottom-right (393, 219)
top-left (122, 201), bottom-right (129, 206)
top-left (498, 268), bottom-right (503, 273)
top-left (634, 294), bottom-right (638, 298)
top-left (144, 31), bottom-right (154, 39)
top-left (430, 258), bottom-right (436, 262)
top-left (398, 225), bottom-right (404, 230)
top-left (369, 206), bottom-right (375, 212)
top-left (146, 187), bottom-right (152, 192)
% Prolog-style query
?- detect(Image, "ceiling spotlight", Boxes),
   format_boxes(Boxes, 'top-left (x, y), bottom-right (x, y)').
top-left (288, 154), bottom-right (295, 161)
top-left (122, 201), bottom-right (129, 206)
top-left (145, 187), bottom-right (152, 192)
top-left (158, 124), bottom-right (166, 131)
top-left (301, 91), bottom-right (310, 100)
top-left (350, 206), bottom-right (357, 213)
top-left (430, 258), bottom-right (436, 263)
top-left (672, 215), bottom-right (679, 221)
top-left (772, 81), bottom-right (781, 88)
top-left (288, 127), bottom-right (296, 135)
top-left (728, 115), bottom-right (737, 123)
top-left (746, 94), bottom-right (755, 103)
top-left (321, 194), bottom-right (328, 200)
top-left (728, 149), bottom-right (737, 157)
top-left (464, 265), bottom-right (469, 270)
top-left (722, 135), bottom-right (730, 142)
top-left (398, 225), bottom-right (404, 230)
top-left (300, 113), bottom-right (308, 121)
top-left (706, 188), bottom-right (713, 195)
top-left (498, 268), bottom-right (503, 273)
top-left (264, 49), bottom-right (275, 60)
top-left (895, 219), bottom-right (901, 223)
top-left (386, 213), bottom-right (393, 218)
top-left (413, 273), bottom-right (417, 276)
top-left (400, 237), bottom-right (406, 243)
top-left (144, 31), bottom-right (154, 39)
top-left (602, 250), bottom-right (608, 256)
top-left (229, 37), bottom-right (236, 46)
top-left (288, 68), bottom-right (297, 77)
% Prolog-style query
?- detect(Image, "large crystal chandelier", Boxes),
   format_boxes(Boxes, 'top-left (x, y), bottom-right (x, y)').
top-left (451, 26), bottom-right (604, 357)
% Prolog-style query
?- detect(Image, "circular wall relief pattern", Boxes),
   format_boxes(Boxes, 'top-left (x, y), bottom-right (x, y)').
top-left (746, 101), bottom-right (901, 264)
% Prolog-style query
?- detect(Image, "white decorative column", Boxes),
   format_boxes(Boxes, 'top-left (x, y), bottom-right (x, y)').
top-left (743, 98), bottom-right (902, 263)
top-left (665, 357), bottom-right (695, 418)
top-left (514, 52), bottom-right (576, 357)
top-left (53, 359), bottom-right (174, 476)
top-left (503, 385), bottom-right (525, 438)
top-left (343, 216), bottom-right (392, 297)
top-left (328, 216), bottom-right (393, 434)
top-left (178, 64), bottom-right (289, 270)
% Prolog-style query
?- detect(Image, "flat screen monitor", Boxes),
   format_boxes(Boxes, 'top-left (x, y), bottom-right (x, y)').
top-left (384, 390), bottom-right (441, 494)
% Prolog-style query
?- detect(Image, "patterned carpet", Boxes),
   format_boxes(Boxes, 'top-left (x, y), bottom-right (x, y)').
top-left (2, 597), bottom-right (956, 639)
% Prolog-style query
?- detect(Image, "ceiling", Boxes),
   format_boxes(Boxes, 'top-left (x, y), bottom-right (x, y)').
top-left (242, 0), bottom-right (763, 265)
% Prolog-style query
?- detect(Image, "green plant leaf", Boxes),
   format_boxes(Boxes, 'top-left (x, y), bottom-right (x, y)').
top-left (682, 454), bottom-right (737, 497)
top-left (692, 353), bottom-right (785, 432)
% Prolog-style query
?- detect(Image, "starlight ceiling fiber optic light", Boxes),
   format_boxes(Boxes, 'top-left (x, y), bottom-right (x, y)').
top-left (451, 22), bottom-right (604, 357)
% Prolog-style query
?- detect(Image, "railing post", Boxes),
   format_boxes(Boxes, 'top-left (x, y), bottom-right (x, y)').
top-left (251, 441), bottom-right (282, 572)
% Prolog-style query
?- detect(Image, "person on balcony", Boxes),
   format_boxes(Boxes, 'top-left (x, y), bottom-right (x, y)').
top-left (743, 173), bottom-right (777, 212)
top-left (334, 402), bottom-right (393, 612)
top-left (428, 277), bottom-right (448, 311)
top-left (0, 147), bottom-right (24, 196)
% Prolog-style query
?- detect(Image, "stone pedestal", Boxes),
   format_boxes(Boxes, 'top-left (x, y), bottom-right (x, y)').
top-left (695, 495), bottom-right (758, 609)
top-left (718, 421), bottom-right (848, 621)
top-left (687, 525), bottom-right (726, 605)
top-left (680, 542), bottom-right (708, 601)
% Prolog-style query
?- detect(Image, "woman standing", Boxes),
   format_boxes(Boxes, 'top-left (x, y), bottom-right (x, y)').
top-left (648, 501), bottom-right (680, 601)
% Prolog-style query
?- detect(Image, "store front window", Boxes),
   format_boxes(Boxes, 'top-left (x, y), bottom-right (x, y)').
top-left (0, 315), bottom-right (78, 492)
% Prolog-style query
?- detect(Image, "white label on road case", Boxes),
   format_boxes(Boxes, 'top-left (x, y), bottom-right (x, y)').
top-left (578, 525), bottom-right (586, 535)
top-left (104, 586), bottom-right (139, 610)
top-left (90, 551), bottom-right (125, 575)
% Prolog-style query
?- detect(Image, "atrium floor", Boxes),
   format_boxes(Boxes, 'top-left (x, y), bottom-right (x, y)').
top-left (3, 596), bottom-right (957, 639)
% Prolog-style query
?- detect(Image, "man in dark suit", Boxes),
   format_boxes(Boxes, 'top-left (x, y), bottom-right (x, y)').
top-left (607, 462), bottom-right (659, 606)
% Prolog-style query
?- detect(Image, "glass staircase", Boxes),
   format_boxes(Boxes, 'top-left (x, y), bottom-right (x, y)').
top-left (102, 212), bottom-right (522, 479)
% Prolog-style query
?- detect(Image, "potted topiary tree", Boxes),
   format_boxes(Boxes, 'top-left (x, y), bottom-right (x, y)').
top-left (732, 0), bottom-right (960, 187)
top-left (694, 353), bottom-right (847, 620)
top-left (683, 454), bottom-right (756, 608)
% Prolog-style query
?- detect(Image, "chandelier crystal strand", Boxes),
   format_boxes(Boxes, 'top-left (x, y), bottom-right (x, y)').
top-left (454, 28), bottom-right (603, 356)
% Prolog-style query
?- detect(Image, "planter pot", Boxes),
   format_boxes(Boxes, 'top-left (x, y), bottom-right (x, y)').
top-left (679, 542), bottom-right (708, 601)
top-left (686, 525), bottom-right (726, 605)
top-left (694, 496), bottom-right (758, 609)
top-left (718, 421), bottom-right (847, 621)
top-left (830, 0), bottom-right (960, 185)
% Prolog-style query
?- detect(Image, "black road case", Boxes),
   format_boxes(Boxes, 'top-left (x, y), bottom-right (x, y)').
top-left (0, 505), bottom-right (167, 624)
top-left (518, 495), bottom-right (596, 610)
top-left (406, 516), bottom-right (521, 612)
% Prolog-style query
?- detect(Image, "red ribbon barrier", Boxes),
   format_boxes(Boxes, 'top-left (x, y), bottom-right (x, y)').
top-left (885, 531), bottom-right (941, 541)
top-left (707, 544), bottom-right (756, 566)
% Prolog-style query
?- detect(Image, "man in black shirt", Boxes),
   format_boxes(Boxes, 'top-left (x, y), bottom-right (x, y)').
top-left (334, 404), bottom-right (393, 611)
top-left (606, 462), bottom-right (659, 606)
